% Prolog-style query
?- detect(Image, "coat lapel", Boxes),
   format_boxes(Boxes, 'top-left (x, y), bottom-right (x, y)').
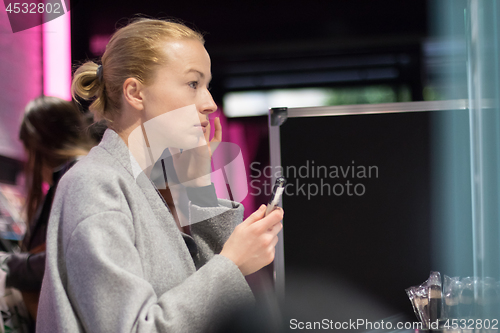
top-left (97, 129), bottom-right (197, 259)
top-left (98, 129), bottom-right (175, 228)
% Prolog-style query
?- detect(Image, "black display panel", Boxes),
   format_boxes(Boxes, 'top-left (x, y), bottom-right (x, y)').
top-left (278, 110), bottom-right (461, 323)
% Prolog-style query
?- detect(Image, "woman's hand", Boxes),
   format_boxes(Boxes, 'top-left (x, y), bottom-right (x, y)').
top-left (169, 117), bottom-right (222, 187)
top-left (220, 205), bottom-right (284, 276)
top-left (205, 115), bottom-right (222, 159)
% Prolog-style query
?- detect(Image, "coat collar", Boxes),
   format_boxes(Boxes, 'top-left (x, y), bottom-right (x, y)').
top-left (97, 129), bottom-right (196, 250)
top-left (97, 129), bottom-right (136, 178)
top-left (98, 129), bottom-right (169, 219)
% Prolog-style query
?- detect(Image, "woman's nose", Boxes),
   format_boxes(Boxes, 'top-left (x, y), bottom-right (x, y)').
top-left (200, 90), bottom-right (217, 115)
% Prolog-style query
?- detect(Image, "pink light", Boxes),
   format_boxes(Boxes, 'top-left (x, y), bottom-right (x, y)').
top-left (43, 3), bottom-right (71, 100)
top-left (90, 34), bottom-right (111, 56)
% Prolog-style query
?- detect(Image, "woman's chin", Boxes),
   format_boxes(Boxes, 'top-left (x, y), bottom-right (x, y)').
top-left (175, 134), bottom-right (206, 151)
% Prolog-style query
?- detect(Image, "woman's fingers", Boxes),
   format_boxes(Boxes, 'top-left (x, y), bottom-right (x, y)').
top-left (255, 207), bottom-right (283, 231)
top-left (270, 234), bottom-right (280, 248)
top-left (204, 118), bottom-right (211, 144)
top-left (212, 117), bottom-right (222, 142)
top-left (204, 116), bottom-right (221, 144)
top-left (209, 117), bottom-right (221, 154)
top-left (267, 218), bottom-right (283, 235)
top-left (221, 205), bottom-right (283, 276)
top-left (241, 204), bottom-right (267, 226)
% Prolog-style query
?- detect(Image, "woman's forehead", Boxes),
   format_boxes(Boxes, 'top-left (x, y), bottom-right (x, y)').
top-left (149, 39), bottom-right (211, 83)
top-left (161, 39), bottom-right (210, 69)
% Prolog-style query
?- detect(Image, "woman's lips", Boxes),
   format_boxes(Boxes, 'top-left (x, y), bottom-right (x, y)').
top-left (195, 121), bottom-right (209, 133)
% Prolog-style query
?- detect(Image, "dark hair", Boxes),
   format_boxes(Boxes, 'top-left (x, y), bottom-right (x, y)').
top-left (19, 96), bottom-right (93, 227)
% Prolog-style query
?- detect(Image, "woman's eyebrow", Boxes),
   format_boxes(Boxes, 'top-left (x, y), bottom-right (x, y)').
top-left (186, 69), bottom-right (212, 82)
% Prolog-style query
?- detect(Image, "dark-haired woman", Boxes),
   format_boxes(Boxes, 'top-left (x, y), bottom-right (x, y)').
top-left (4, 96), bottom-right (93, 329)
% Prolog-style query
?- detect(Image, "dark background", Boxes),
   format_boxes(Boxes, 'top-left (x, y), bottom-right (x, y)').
top-left (70, 0), bottom-right (429, 104)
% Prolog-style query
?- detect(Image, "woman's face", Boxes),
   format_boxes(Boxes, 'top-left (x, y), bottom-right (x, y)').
top-left (140, 39), bottom-right (217, 150)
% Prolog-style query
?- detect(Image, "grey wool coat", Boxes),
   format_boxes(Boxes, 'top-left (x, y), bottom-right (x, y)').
top-left (36, 129), bottom-right (254, 333)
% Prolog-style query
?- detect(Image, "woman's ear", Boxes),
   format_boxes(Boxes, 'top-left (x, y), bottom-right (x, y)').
top-left (123, 78), bottom-right (144, 111)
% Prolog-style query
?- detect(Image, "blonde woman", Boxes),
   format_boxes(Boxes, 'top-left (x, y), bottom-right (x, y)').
top-left (37, 19), bottom-right (283, 332)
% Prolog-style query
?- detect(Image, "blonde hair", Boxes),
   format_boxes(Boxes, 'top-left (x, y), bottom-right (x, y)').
top-left (72, 18), bottom-right (204, 121)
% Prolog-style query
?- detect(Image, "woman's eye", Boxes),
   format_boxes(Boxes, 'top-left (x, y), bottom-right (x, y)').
top-left (188, 81), bottom-right (198, 89)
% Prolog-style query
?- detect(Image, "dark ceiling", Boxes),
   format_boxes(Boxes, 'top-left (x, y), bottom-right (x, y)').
top-left (71, 0), bottom-right (427, 53)
top-left (70, 0), bottom-right (429, 102)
